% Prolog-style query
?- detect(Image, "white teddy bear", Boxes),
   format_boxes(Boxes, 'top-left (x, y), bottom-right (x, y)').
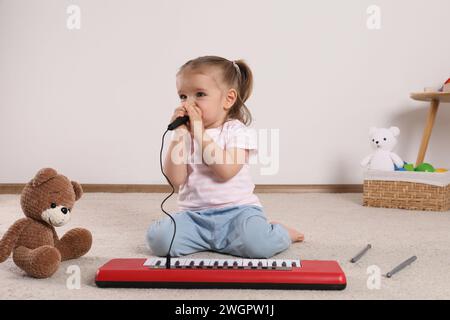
top-left (361, 126), bottom-right (404, 171)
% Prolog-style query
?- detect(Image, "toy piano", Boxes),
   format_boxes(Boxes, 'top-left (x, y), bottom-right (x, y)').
top-left (95, 257), bottom-right (347, 290)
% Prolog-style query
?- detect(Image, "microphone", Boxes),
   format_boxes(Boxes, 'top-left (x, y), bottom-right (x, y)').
top-left (167, 115), bottom-right (189, 131)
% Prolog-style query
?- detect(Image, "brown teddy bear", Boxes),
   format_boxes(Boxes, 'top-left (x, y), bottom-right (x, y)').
top-left (0, 168), bottom-right (92, 278)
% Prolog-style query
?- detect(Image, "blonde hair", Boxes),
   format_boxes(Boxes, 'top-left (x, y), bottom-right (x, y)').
top-left (176, 55), bottom-right (254, 126)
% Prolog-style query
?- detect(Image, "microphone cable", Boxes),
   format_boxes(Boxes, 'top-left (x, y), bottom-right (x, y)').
top-left (160, 128), bottom-right (177, 269)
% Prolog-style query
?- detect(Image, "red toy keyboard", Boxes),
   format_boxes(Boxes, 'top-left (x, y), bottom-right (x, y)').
top-left (95, 257), bottom-right (346, 290)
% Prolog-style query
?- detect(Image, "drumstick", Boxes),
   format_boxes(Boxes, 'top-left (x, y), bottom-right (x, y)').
top-left (350, 244), bottom-right (372, 263)
top-left (386, 256), bottom-right (417, 278)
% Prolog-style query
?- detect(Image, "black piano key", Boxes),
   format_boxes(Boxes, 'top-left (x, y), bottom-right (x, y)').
top-left (213, 261), bottom-right (219, 268)
top-left (282, 261), bottom-right (287, 268)
top-left (199, 261), bottom-right (205, 268)
top-left (223, 261), bottom-right (229, 268)
top-left (248, 261), bottom-right (253, 268)
top-left (258, 261), bottom-right (263, 269)
top-left (272, 261), bottom-right (277, 269)
top-left (292, 261), bottom-right (297, 267)
top-left (233, 261), bottom-right (239, 268)
top-left (175, 260), bottom-right (180, 268)
top-left (155, 260), bottom-right (162, 267)
top-left (189, 261), bottom-right (195, 268)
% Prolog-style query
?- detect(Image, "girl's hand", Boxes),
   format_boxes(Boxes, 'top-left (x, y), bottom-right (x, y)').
top-left (184, 102), bottom-right (205, 142)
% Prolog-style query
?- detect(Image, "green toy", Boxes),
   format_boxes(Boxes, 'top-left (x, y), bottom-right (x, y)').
top-left (415, 163), bottom-right (435, 172)
top-left (403, 163), bottom-right (415, 171)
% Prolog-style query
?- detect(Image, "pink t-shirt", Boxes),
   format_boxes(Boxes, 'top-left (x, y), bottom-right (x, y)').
top-left (171, 119), bottom-right (262, 212)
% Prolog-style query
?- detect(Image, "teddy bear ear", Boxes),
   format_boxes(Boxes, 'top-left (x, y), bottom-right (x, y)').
top-left (369, 127), bottom-right (378, 136)
top-left (31, 168), bottom-right (58, 187)
top-left (71, 181), bottom-right (83, 201)
top-left (390, 126), bottom-right (400, 137)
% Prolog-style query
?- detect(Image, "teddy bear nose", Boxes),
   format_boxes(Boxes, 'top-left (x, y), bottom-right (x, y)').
top-left (375, 141), bottom-right (379, 144)
top-left (61, 207), bottom-right (68, 214)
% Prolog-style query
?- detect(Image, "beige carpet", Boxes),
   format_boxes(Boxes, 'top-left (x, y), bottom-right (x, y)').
top-left (1, 192), bottom-right (449, 300)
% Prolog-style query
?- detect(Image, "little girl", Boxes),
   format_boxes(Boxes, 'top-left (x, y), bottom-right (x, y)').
top-left (147, 56), bottom-right (303, 259)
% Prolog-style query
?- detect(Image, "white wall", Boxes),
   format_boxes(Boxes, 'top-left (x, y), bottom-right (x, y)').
top-left (1, 0), bottom-right (449, 184)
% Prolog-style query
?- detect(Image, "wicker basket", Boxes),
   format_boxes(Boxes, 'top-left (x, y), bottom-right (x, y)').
top-left (363, 169), bottom-right (450, 211)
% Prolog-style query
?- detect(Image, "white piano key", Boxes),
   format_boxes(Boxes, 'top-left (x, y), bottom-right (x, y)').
top-left (143, 257), bottom-right (157, 267)
top-left (154, 257), bottom-right (167, 268)
top-left (242, 259), bottom-right (252, 269)
top-left (179, 258), bottom-right (188, 268)
top-left (144, 257), bottom-right (166, 268)
top-left (205, 259), bottom-right (215, 268)
top-left (188, 259), bottom-right (197, 268)
top-left (223, 259), bottom-right (233, 268)
top-left (194, 259), bottom-right (205, 268)
top-left (174, 259), bottom-right (183, 268)
top-left (216, 259), bottom-right (227, 268)
top-left (250, 259), bottom-right (261, 268)
top-left (224, 259), bottom-right (236, 268)
top-left (217, 260), bottom-right (226, 268)
top-left (170, 258), bottom-right (183, 268)
top-left (229, 259), bottom-right (243, 268)
top-left (185, 259), bottom-right (196, 268)
top-left (219, 259), bottom-right (234, 268)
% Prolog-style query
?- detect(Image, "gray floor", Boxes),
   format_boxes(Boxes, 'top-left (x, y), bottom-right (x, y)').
top-left (1, 193), bottom-right (449, 299)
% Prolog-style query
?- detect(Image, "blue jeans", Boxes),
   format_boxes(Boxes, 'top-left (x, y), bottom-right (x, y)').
top-left (146, 204), bottom-right (291, 259)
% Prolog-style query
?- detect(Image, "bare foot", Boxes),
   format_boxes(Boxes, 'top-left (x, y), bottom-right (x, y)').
top-left (270, 220), bottom-right (304, 243)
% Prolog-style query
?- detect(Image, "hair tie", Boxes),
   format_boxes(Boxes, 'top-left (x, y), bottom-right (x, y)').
top-left (232, 60), bottom-right (241, 77)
